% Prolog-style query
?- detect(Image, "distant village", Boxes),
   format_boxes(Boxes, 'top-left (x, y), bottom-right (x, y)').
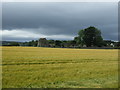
top-left (2, 38), bottom-right (120, 49)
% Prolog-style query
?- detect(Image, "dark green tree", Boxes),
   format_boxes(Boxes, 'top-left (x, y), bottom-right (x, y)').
top-left (74, 37), bottom-right (79, 44)
top-left (10, 42), bottom-right (19, 46)
top-left (78, 26), bottom-right (104, 47)
top-left (55, 40), bottom-right (62, 47)
top-left (48, 40), bottom-right (55, 44)
top-left (69, 40), bottom-right (76, 47)
top-left (61, 41), bottom-right (67, 48)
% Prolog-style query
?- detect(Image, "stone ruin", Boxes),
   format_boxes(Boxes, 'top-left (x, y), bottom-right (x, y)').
top-left (37, 38), bottom-right (49, 47)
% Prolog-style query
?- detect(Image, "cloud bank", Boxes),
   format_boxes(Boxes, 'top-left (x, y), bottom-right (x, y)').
top-left (2, 2), bottom-right (118, 41)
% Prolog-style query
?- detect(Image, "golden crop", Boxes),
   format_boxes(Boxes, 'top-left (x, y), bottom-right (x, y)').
top-left (2, 47), bottom-right (118, 88)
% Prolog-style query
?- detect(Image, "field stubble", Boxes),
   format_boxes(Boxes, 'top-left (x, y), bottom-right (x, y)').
top-left (2, 47), bottom-right (118, 88)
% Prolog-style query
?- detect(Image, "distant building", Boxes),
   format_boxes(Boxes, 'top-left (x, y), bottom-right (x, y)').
top-left (110, 43), bottom-right (114, 47)
top-left (37, 38), bottom-right (49, 47)
top-left (82, 45), bottom-right (86, 47)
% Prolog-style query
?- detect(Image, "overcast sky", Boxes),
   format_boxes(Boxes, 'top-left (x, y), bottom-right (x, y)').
top-left (2, 2), bottom-right (118, 41)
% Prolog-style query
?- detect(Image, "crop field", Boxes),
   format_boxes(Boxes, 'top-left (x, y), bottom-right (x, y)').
top-left (2, 47), bottom-right (118, 88)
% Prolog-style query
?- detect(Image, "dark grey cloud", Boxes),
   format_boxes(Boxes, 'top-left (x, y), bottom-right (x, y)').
top-left (2, 2), bottom-right (118, 41)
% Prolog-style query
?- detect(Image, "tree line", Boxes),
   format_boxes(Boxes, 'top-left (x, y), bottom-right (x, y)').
top-left (2, 26), bottom-right (120, 48)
